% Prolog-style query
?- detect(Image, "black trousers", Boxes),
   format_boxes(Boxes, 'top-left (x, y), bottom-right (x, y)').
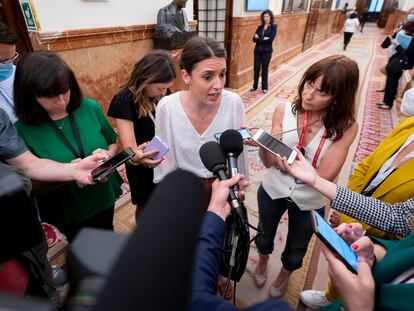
top-left (383, 68), bottom-right (404, 107)
top-left (253, 51), bottom-right (272, 90)
top-left (343, 32), bottom-right (353, 47)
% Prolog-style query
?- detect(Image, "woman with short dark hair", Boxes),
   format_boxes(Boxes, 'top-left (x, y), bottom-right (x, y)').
top-left (14, 50), bottom-right (122, 241)
top-left (251, 9), bottom-right (277, 94)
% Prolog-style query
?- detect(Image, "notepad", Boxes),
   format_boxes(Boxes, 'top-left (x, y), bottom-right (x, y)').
top-left (396, 32), bottom-right (413, 50)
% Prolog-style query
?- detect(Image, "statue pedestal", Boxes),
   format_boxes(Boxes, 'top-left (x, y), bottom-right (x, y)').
top-left (168, 49), bottom-right (187, 93)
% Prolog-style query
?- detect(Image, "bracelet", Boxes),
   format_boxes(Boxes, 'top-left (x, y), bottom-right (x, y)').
top-left (127, 159), bottom-right (139, 166)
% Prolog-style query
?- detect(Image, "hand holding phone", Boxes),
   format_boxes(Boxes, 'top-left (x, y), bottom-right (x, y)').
top-left (311, 211), bottom-right (358, 273)
top-left (143, 136), bottom-right (169, 160)
top-left (252, 129), bottom-right (297, 164)
top-left (92, 147), bottom-right (135, 183)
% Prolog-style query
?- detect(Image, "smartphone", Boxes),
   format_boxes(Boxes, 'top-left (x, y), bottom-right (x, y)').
top-left (214, 128), bottom-right (252, 141)
top-left (92, 147), bottom-right (135, 182)
top-left (143, 135), bottom-right (169, 160)
top-left (252, 129), bottom-right (297, 164)
top-left (310, 211), bottom-right (358, 273)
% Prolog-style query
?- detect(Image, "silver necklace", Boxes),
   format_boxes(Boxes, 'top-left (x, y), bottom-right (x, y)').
top-left (56, 117), bottom-right (66, 130)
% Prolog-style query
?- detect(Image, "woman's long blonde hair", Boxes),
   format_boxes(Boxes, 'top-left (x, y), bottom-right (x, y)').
top-left (121, 50), bottom-right (176, 117)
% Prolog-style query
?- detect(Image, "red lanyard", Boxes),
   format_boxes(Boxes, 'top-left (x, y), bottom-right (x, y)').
top-left (297, 111), bottom-right (327, 167)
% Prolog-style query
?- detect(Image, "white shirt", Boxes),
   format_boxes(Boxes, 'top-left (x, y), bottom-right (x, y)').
top-left (344, 18), bottom-right (360, 33)
top-left (0, 66), bottom-right (17, 123)
top-left (154, 90), bottom-right (248, 183)
top-left (364, 132), bottom-right (414, 194)
top-left (262, 102), bottom-right (333, 210)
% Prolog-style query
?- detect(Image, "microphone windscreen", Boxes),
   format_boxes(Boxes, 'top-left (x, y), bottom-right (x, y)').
top-left (199, 141), bottom-right (226, 173)
top-left (219, 129), bottom-right (243, 156)
top-left (94, 170), bottom-right (205, 311)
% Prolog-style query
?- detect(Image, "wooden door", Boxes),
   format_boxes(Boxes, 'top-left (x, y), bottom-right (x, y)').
top-left (303, 0), bottom-right (320, 51)
top-left (194, 0), bottom-right (233, 84)
top-left (0, 0), bottom-right (33, 57)
top-left (377, 0), bottom-right (397, 28)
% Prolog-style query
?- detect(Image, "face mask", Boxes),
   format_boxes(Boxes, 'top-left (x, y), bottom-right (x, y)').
top-left (407, 14), bottom-right (414, 22)
top-left (401, 87), bottom-right (414, 116)
top-left (0, 64), bottom-right (14, 81)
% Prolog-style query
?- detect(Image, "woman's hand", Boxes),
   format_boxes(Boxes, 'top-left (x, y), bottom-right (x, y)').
top-left (254, 34), bottom-right (259, 39)
top-left (92, 148), bottom-right (111, 160)
top-left (263, 36), bottom-right (269, 40)
top-left (131, 142), bottom-right (164, 168)
top-left (334, 222), bottom-right (375, 268)
top-left (277, 147), bottom-right (318, 185)
top-left (323, 248), bottom-right (375, 311)
top-left (208, 174), bottom-right (247, 221)
top-left (391, 38), bottom-right (399, 46)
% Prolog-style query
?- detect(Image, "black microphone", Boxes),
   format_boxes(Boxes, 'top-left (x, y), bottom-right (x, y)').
top-left (219, 129), bottom-right (243, 196)
top-left (199, 141), bottom-right (244, 222)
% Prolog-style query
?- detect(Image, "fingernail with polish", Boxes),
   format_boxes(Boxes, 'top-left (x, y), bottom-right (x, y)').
top-left (334, 228), bottom-right (339, 233)
top-left (352, 244), bottom-right (358, 251)
top-left (348, 224), bottom-right (353, 229)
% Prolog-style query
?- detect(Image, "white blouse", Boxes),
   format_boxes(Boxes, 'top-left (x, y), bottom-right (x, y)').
top-left (154, 90), bottom-right (248, 183)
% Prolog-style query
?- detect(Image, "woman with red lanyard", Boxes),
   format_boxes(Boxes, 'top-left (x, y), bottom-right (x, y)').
top-left (251, 55), bottom-right (359, 298)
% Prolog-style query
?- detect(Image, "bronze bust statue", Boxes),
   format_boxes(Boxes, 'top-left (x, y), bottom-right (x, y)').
top-left (153, 0), bottom-right (197, 50)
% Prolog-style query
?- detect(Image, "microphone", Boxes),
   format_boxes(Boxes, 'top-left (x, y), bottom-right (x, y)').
top-left (199, 141), bottom-right (243, 220)
top-left (219, 129), bottom-right (243, 196)
top-left (199, 141), bottom-right (250, 282)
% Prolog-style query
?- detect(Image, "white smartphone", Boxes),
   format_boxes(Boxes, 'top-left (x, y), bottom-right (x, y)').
top-left (253, 129), bottom-right (297, 164)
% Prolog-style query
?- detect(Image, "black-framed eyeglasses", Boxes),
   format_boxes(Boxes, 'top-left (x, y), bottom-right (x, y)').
top-left (0, 52), bottom-right (19, 66)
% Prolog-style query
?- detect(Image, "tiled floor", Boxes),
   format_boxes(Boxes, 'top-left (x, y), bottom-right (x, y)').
top-left (112, 23), bottom-right (404, 310)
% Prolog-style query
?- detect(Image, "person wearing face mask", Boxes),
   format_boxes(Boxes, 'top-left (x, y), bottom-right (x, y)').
top-left (108, 51), bottom-right (176, 220)
top-left (299, 90), bottom-right (414, 309)
top-left (13, 51), bottom-right (122, 242)
top-left (0, 23), bottom-right (18, 123)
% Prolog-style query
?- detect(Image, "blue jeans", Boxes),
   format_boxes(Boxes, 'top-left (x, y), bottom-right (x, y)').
top-left (255, 185), bottom-right (325, 271)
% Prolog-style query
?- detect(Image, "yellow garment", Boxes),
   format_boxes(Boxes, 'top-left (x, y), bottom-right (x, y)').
top-left (326, 118), bottom-right (414, 302)
top-left (340, 117), bottom-right (414, 239)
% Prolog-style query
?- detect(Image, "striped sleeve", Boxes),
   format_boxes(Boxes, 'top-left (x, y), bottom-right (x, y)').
top-left (332, 186), bottom-right (414, 237)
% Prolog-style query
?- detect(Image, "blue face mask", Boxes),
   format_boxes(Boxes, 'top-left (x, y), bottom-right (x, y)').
top-left (407, 14), bottom-right (414, 22)
top-left (0, 63), bottom-right (14, 81)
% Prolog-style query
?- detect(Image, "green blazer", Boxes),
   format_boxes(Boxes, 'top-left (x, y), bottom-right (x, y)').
top-left (324, 234), bottom-right (414, 311)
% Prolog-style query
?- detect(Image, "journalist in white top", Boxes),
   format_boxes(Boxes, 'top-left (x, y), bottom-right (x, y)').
top-left (253, 55), bottom-right (359, 298)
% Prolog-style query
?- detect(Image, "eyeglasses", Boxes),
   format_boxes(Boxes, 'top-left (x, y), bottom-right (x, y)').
top-left (0, 52), bottom-right (19, 66)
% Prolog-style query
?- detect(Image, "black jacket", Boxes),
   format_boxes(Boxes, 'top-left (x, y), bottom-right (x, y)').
top-left (253, 24), bottom-right (277, 53)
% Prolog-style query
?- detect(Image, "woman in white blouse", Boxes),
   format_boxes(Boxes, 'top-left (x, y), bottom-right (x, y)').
top-left (154, 36), bottom-right (247, 188)
top-left (253, 55), bottom-right (359, 298)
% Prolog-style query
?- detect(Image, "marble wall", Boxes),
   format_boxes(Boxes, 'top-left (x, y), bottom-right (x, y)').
top-left (29, 23), bottom-right (195, 118)
top-left (228, 11), bottom-right (340, 89)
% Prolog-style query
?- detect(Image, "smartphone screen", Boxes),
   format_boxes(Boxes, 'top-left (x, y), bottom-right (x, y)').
top-left (253, 129), bottom-right (297, 163)
top-left (92, 147), bottom-right (135, 182)
top-left (214, 128), bottom-right (252, 141)
top-left (311, 211), bottom-right (358, 273)
top-left (143, 136), bottom-right (169, 160)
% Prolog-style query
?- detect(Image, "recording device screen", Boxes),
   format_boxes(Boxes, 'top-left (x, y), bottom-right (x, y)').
top-left (253, 129), bottom-right (297, 164)
top-left (311, 211), bottom-right (358, 273)
top-left (215, 128), bottom-right (251, 141)
top-left (92, 147), bottom-right (135, 182)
